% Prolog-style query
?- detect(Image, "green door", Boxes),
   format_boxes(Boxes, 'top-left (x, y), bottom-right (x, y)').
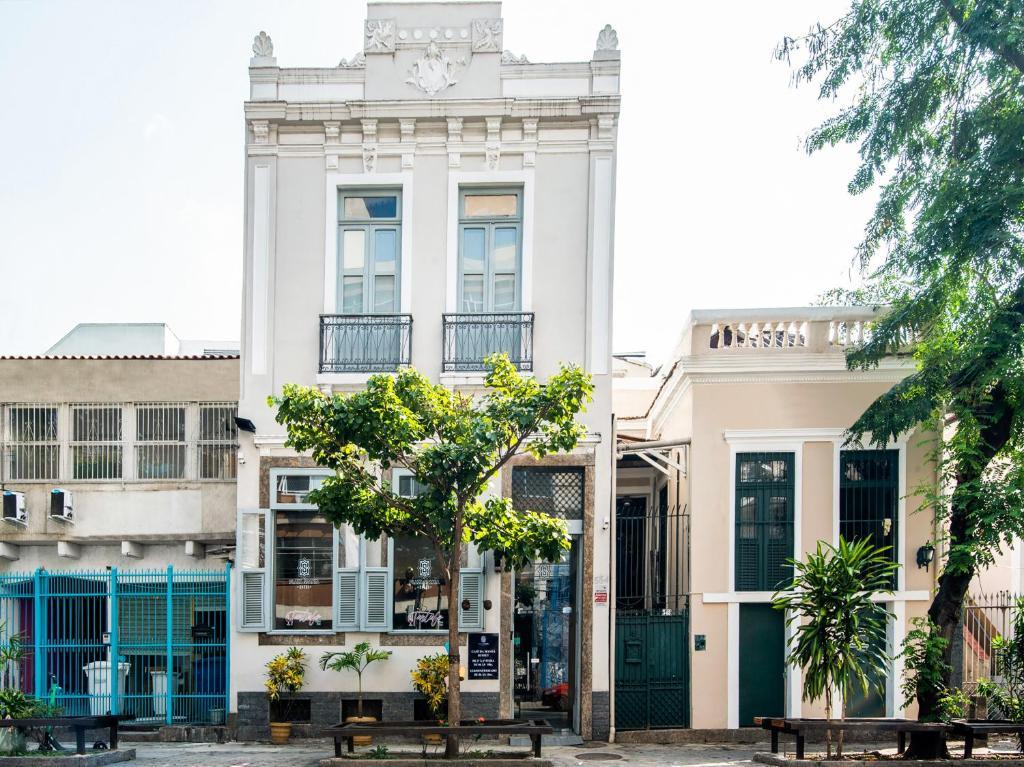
top-left (739, 604), bottom-right (785, 726)
top-left (845, 618), bottom-right (888, 717)
top-left (614, 613), bottom-right (689, 729)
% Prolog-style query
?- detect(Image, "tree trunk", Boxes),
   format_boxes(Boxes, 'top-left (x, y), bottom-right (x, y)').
top-left (907, 390), bottom-right (1013, 759)
top-left (445, 514), bottom-right (465, 758)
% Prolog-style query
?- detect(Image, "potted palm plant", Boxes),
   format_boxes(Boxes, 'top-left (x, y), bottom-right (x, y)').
top-left (264, 647), bottom-right (307, 744)
top-left (411, 652), bottom-right (451, 745)
top-left (320, 642), bottom-right (392, 745)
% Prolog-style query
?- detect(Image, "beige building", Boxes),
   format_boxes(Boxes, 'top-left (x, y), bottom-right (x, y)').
top-left (611, 307), bottom-right (940, 735)
top-left (233, 1), bottom-right (619, 741)
top-left (0, 324), bottom-right (238, 726)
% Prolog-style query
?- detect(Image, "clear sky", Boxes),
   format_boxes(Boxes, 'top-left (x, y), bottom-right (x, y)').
top-left (0, 0), bottom-right (871, 365)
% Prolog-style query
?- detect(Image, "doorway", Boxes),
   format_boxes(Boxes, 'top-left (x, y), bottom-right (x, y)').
top-left (512, 539), bottom-right (580, 733)
top-left (738, 603), bottom-right (785, 726)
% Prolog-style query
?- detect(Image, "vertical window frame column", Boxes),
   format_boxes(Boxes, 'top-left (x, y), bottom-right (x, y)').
top-left (337, 190), bottom-right (402, 315)
top-left (457, 187), bottom-right (523, 314)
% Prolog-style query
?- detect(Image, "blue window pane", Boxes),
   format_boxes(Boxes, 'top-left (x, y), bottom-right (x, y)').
top-left (462, 228), bottom-right (486, 273)
top-left (374, 230), bottom-right (397, 274)
top-left (344, 196), bottom-right (398, 219)
top-left (493, 227), bottom-right (517, 272)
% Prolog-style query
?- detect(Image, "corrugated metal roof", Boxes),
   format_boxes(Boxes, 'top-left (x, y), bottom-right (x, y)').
top-left (0, 354), bottom-right (240, 361)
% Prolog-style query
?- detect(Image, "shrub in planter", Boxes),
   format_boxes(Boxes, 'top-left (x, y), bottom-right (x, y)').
top-left (411, 652), bottom-right (450, 745)
top-left (321, 642), bottom-right (392, 745)
top-left (264, 647), bottom-right (307, 744)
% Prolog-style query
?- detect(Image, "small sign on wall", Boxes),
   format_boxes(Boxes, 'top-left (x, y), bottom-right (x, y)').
top-left (468, 633), bottom-right (499, 680)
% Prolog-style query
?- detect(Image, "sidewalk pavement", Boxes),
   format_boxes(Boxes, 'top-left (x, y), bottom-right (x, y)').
top-left (132, 740), bottom-right (763, 767)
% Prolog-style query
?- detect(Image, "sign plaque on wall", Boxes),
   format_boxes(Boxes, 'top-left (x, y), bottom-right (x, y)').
top-left (467, 633), bottom-right (500, 680)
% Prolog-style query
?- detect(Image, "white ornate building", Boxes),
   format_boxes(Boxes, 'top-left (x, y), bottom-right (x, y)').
top-left (233, 2), bottom-right (620, 741)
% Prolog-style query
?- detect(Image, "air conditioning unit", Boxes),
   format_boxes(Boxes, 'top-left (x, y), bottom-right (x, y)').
top-left (49, 489), bottom-right (74, 523)
top-left (2, 491), bottom-right (26, 525)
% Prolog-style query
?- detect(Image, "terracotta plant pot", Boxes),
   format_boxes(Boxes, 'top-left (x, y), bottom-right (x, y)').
top-left (269, 721), bottom-right (292, 745)
top-left (346, 714), bottom-right (377, 746)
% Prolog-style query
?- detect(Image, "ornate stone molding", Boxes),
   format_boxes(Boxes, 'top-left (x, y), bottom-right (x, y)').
top-left (521, 118), bottom-right (538, 167)
top-left (399, 118), bottom-right (416, 169)
top-left (406, 41), bottom-right (461, 96)
top-left (471, 18), bottom-right (502, 52)
top-left (485, 117), bottom-right (502, 170)
top-left (365, 19), bottom-right (396, 53)
top-left (251, 120), bottom-right (270, 145)
top-left (595, 24), bottom-right (618, 51)
top-left (446, 117), bottom-right (463, 168)
top-left (501, 50), bottom-right (529, 65)
top-left (338, 51), bottom-right (365, 68)
top-left (324, 121), bottom-right (340, 170)
top-left (397, 26), bottom-right (470, 46)
top-left (361, 119), bottom-right (378, 173)
top-left (252, 31), bottom-right (273, 57)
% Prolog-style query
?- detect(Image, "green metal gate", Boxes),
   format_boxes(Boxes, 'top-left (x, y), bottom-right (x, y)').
top-left (613, 488), bottom-right (690, 730)
top-left (615, 612), bottom-right (689, 729)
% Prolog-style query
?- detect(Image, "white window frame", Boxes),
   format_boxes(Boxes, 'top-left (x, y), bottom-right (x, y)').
top-left (324, 173), bottom-right (414, 316)
top-left (4, 404), bottom-right (60, 481)
top-left (134, 402), bottom-right (188, 481)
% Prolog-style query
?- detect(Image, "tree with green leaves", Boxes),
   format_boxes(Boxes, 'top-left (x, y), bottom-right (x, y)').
top-left (777, 0), bottom-right (1024, 748)
top-left (773, 537), bottom-right (898, 758)
top-left (270, 354), bottom-right (592, 756)
top-left (320, 642), bottom-right (393, 717)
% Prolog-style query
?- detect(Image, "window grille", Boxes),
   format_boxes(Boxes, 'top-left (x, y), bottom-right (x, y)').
top-left (6, 405), bottom-right (59, 480)
top-left (734, 452), bottom-right (794, 591)
top-left (198, 404), bottom-right (238, 479)
top-left (71, 404), bottom-right (123, 480)
top-left (511, 467), bottom-right (584, 520)
top-left (840, 450), bottom-right (899, 581)
top-left (136, 404), bottom-right (186, 480)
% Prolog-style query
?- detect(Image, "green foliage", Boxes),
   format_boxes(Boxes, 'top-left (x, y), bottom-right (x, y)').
top-left (899, 618), bottom-right (952, 720)
top-left (270, 354), bottom-right (589, 568)
top-left (779, 0), bottom-right (1024, 720)
top-left (411, 653), bottom-right (449, 719)
top-left (320, 642), bottom-right (392, 714)
top-left (773, 537), bottom-right (898, 756)
top-left (977, 596), bottom-right (1024, 723)
top-left (271, 353), bottom-right (591, 750)
top-left (367, 744), bottom-right (390, 759)
top-left (937, 688), bottom-right (971, 722)
top-left (0, 622), bottom-right (26, 691)
top-left (264, 647), bottom-right (307, 702)
top-left (0, 688), bottom-right (42, 719)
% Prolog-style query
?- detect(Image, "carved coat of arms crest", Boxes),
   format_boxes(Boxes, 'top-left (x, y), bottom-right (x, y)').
top-left (407, 41), bottom-right (459, 96)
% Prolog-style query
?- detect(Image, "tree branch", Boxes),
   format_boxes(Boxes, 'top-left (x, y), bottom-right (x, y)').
top-left (940, 0), bottom-right (1024, 76)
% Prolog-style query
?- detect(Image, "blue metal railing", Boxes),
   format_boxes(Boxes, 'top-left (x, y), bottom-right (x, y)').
top-left (0, 566), bottom-right (229, 726)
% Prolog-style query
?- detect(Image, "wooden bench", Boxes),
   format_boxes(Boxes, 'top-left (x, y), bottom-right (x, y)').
top-left (754, 717), bottom-right (948, 759)
top-left (950, 719), bottom-right (1024, 758)
top-left (322, 718), bottom-right (555, 758)
top-left (0, 714), bottom-right (132, 755)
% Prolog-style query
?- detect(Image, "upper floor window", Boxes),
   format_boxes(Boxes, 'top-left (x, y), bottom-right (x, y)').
top-left (840, 449), bottom-right (900, 580)
top-left (458, 188), bottom-right (522, 313)
top-left (136, 404), bottom-right (186, 480)
top-left (338, 191), bottom-right (401, 315)
top-left (198, 404), bottom-right (239, 480)
top-left (71, 404), bottom-right (123, 480)
top-left (7, 405), bottom-right (59, 480)
top-left (734, 452), bottom-right (794, 591)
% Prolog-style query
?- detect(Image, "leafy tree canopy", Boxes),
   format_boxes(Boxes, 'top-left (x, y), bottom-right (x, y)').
top-left (779, 0), bottom-right (1024, 724)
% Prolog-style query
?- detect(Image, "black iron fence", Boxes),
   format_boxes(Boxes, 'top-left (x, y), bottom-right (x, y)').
top-left (319, 314), bottom-right (412, 373)
top-left (442, 313), bottom-right (534, 372)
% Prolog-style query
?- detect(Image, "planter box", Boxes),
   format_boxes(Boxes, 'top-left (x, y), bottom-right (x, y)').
top-left (0, 748), bottom-right (135, 767)
top-left (321, 759), bottom-right (550, 767)
top-left (755, 752), bottom-right (1024, 767)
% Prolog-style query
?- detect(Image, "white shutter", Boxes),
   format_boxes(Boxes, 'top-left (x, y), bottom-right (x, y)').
top-left (335, 570), bottom-right (359, 630)
top-left (459, 569), bottom-right (484, 630)
top-left (240, 571), bottom-right (268, 631)
top-left (362, 569), bottom-right (392, 631)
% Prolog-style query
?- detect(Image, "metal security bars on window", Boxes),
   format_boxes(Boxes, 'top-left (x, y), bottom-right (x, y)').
top-left (511, 467), bottom-right (584, 520)
top-left (136, 404), bottom-right (187, 480)
top-left (198, 404), bottom-right (238, 480)
top-left (71, 405), bottom-right (123, 480)
top-left (840, 450), bottom-right (899, 585)
top-left (734, 452), bottom-right (795, 591)
top-left (6, 405), bottom-right (59, 480)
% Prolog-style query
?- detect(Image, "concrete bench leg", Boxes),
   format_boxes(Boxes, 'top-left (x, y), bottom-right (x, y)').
top-left (796, 734), bottom-right (805, 760)
top-left (531, 735), bottom-right (541, 758)
top-left (75, 727), bottom-right (86, 755)
top-left (964, 734), bottom-right (974, 759)
top-left (771, 730), bottom-right (779, 753)
top-left (334, 737), bottom-right (342, 757)
top-left (898, 732), bottom-right (906, 754)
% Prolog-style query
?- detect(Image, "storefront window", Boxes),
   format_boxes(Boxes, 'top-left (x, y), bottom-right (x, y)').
top-left (273, 511), bottom-right (334, 630)
top-left (393, 537), bottom-right (449, 631)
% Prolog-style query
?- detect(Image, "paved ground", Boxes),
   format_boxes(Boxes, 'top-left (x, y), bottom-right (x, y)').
top-left (131, 740), bottom-right (763, 767)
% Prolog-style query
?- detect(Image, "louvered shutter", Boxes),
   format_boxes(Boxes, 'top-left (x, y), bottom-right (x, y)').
top-left (459, 569), bottom-right (484, 630)
top-left (335, 570), bottom-right (359, 630)
top-left (240, 571), bottom-right (268, 630)
top-left (362, 569), bottom-right (392, 631)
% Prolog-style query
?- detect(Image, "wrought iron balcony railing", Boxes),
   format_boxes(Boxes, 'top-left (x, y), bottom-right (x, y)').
top-left (319, 314), bottom-right (413, 373)
top-left (442, 312), bottom-right (534, 373)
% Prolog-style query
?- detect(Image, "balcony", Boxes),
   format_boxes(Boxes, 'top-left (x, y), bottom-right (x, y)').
top-left (442, 313), bottom-right (534, 373)
top-left (319, 314), bottom-right (412, 374)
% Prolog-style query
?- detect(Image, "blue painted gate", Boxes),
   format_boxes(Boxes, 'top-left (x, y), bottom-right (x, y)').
top-left (0, 566), bottom-right (230, 725)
